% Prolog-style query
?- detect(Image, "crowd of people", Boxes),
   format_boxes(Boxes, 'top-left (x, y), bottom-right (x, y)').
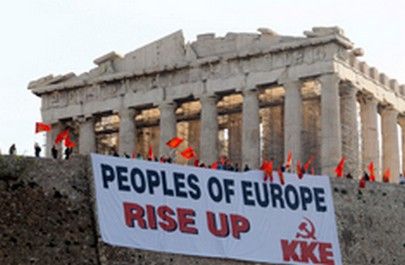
top-left (4, 142), bottom-right (405, 185)
top-left (6, 143), bottom-right (73, 160)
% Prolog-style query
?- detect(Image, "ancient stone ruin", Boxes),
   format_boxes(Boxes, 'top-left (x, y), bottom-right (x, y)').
top-left (28, 26), bottom-right (405, 181)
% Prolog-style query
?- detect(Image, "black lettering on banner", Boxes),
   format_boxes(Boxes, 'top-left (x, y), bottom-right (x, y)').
top-left (101, 163), bottom-right (115, 189)
top-left (161, 170), bottom-right (174, 196)
top-left (130, 167), bottom-right (146, 193)
top-left (146, 169), bottom-right (160, 194)
top-left (270, 183), bottom-right (285, 209)
top-left (299, 186), bottom-right (313, 211)
top-left (117, 166), bottom-right (130, 191)
top-left (314, 188), bottom-right (327, 212)
top-left (187, 174), bottom-right (201, 200)
top-left (207, 177), bottom-right (223, 202)
top-left (223, 179), bottom-right (235, 203)
top-left (173, 172), bottom-right (187, 198)
top-left (284, 184), bottom-right (299, 210)
top-left (254, 182), bottom-right (269, 207)
top-left (241, 181), bottom-right (255, 206)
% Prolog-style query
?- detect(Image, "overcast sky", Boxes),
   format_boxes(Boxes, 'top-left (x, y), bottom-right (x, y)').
top-left (1, 0), bottom-right (404, 155)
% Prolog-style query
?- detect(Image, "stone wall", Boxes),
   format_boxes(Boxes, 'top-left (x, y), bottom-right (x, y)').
top-left (0, 155), bottom-right (404, 265)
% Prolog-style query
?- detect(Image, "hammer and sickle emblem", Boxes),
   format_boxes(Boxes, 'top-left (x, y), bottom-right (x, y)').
top-left (295, 217), bottom-right (316, 240)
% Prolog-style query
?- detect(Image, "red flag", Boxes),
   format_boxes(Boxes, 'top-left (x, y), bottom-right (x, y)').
top-left (148, 145), bottom-right (154, 160)
top-left (55, 130), bottom-right (69, 144)
top-left (64, 136), bottom-right (76, 148)
top-left (166, 137), bottom-right (183, 149)
top-left (277, 166), bottom-right (285, 185)
top-left (335, 157), bottom-right (345, 178)
top-left (181, 147), bottom-right (196, 160)
top-left (193, 159), bottom-right (200, 167)
top-left (383, 168), bottom-right (390, 183)
top-left (368, 162), bottom-right (376, 182)
top-left (35, 122), bottom-right (51, 133)
top-left (261, 160), bottom-right (273, 182)
top-left (359, 177), bottom-right (366, 189)
top-left (211, 161), bottom-right (218, 169)
top-left (219, 155), bottom-right (226, 166)
top-left (304, 156), bottom-right (314, 171)
top-left (285, 151), bottom-right (292, 169)
top-left (296, 160), bottom-right (303, 179)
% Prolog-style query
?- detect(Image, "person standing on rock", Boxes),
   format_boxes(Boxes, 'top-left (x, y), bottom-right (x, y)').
top-left (64, 147), bottom-right (72, 160)
top-left (9, 144), bottom-right (16, 155)
top-left (51, 145), bottom-right (58, 159)
top-left (34, 143), bottom-right (41, 157)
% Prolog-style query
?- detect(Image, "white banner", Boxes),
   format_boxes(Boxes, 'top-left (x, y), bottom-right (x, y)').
top-left (91, 154), bottom-right (342, 265)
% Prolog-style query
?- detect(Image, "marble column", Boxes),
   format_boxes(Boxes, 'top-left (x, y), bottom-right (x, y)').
top-left (118, 108), bottom-right (136, 156)
top-left (381, 106), bottom-right (400, 182)
top-left (340, 82), bottom-right (361, 178)
top-left (319, 74), bottom-right (342, 176)
top-left (159, 102), bottom-right (177, 156)
top-left (242, 89), bottom-right (260, 169)
top-left (199, 95), bottom-right (218, 165)
top-left (284, 80), bottom-right (302, 163)
top-left (45, 122), bottom-right (61, 158)
top-left (228, 113), bottom-right (242, 167)
top-left (360, 96), bottom-right (380, 177)
top-left (79, 116), bottom-right (96, 155)
top-left (399, 117), bottom-right (405, 175)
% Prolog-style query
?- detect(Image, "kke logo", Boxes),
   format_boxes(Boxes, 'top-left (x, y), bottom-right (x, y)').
top-left (295, 217), bottom-right (316, 240)
top-left (280, 217), bottom-right (335, 265)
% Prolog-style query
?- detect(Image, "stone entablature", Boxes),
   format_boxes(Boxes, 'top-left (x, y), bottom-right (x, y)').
top-left (29, 28), bottom-right (354, 121)
top-left (28, 26), bottom-right (405, 181)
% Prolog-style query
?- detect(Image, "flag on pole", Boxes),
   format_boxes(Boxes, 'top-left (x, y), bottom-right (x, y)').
top-left (166, 137), bottom-right (183, 149)
top-left (368, 161), bottom-right (376, 182)
top-left (211, 161), bottom-right (218, 169)
top-left (35, 122), bottom-right (51, 133)
top-left (383, 168), bottom-right (390, 183)
top-left (296, 160), bottom-right (304, 179)
top-left (277, 166), bottom-right (285, 185)
top-left (180, 147), bottom-right (196, 160)
top-left (148, 145), bottom-right (154, 160)
top-left (55, 130), bottom-right (69, 144)
top-left (335, 157), bottom-right (345, 178)
top-left (261, 160), bottom-right (273, 182)
top-left (64, 136), bottom-right (76, 148)
top-left (304, 156), bottom-right (314, 171)
top-left (285, 151), bottom-right (292, 169)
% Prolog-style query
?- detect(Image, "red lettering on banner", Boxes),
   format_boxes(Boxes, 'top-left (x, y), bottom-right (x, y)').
top-left (319, 242), bottom-right (334, 264)
top-left (281, 240), bottom-right (300, 262)
top-left (281, 240), bottom-right (335, 264)
top-left (207, 211), bottom-right (250, 239)
top-left (300, 241), bottom-right (320, 263)
top-left (230, 214), bottom-right (250, 239)
top-left (123, 202), bottom-right (199, 235)
top-left (281, 217), bottom-right (336, 264)
top-left (158, 205), bottom-right (177, 232)
top-left (123, 202), bottom-right (146, 228)
top-left (146, 204), bottom-right (157, 229)
top-left (207, 211), bottom-right (229, 237)
top-left (177, 208), bottom-right (198, 234)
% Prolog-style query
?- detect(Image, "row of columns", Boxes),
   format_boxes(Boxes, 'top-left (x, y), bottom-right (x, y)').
top-left (46, 73), bottom-right (404, 182)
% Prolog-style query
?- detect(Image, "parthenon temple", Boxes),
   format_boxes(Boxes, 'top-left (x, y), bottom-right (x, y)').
top-left (28, 26), bottom-right (405, 182)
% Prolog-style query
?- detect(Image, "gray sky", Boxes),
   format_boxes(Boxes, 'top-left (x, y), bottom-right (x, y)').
top-left (1, 0), bottom-right (404, 155)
